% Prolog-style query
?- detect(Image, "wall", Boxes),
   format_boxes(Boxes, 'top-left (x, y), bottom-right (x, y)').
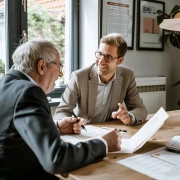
top-left (79, 0), bottom-right (100, 68)
top-left (79, 0), bottom-right (180, 111)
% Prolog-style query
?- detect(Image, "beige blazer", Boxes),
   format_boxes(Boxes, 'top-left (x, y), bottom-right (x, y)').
top-left (54, 63), bottom-right (147, 125)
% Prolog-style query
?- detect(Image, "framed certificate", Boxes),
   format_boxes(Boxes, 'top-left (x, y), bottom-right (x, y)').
top-left (100, 0), bottom-right (135, 49)
top-left (137, 0), bottom-right (165, 51)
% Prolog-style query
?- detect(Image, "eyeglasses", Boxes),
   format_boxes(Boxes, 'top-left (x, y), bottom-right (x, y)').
top-left (95, 51), bottom-right (120, 62)
top-left (49, 61), bottom-right (64, 72)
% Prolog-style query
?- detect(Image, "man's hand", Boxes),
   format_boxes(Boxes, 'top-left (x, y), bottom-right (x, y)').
top-left (56, 117), bottom-right (85, 134)
top-left (111, 103), bottom-right (131, 125)
top-left (102, 130), bottom-right (121, 152)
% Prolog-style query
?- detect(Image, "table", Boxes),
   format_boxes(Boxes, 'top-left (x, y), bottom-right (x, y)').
top-left (57, 110), bottom-right (180, 180)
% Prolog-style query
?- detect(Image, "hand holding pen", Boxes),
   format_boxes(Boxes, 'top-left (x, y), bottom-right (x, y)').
top-left (71, 111), bottom-right (87, 131)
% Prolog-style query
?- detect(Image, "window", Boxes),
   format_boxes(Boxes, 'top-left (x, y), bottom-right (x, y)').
top-left (4, 0), bottom-right (79, 98)
top-left (0, 0), bottom-right (5, 76)
top-left (27, 0), bottom-right (66, 87)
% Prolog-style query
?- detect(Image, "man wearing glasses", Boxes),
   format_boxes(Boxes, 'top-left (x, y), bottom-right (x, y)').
top-left (0, 38), bottom-right (121, 179)
top-left (54, 33), bottom-right (147, 125)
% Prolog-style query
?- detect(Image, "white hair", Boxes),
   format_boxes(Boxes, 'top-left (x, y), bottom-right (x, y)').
top-left (11, 38), bottom-right (59, 73)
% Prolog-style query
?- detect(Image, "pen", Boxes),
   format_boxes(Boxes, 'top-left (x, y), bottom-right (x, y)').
top-left (101, 127), bottom-right (127, 133)
top-left (118, 129), bottom-right (127, 133)
top-left (71, 111), bottom-right (87, 131)
top-left (115, 128), bottom-right (127, 133)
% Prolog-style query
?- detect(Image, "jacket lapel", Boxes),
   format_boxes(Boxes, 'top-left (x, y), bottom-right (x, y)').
top-left (88, 64), bottom-right (98, 121)
top-left (87, 65), bottom-right (123, 121)
top-left (109, 67), bottom-right (123, 113)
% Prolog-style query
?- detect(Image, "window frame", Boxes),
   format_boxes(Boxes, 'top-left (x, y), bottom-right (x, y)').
top-left (5, 0), bottom-right (27, 72)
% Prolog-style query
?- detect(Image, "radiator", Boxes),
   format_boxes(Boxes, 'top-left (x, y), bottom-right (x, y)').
top-left (135, 77), bottom-right (166, 114)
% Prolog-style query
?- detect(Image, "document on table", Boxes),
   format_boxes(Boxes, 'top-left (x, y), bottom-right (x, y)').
top-left (119, 107), bottom-right (169, 153)
top-left (117, 147), bottom-right (180, 180)
top-left (61, 107), bottom-right (169, 154)
top-left (61, 125), bottom-right (112, 144)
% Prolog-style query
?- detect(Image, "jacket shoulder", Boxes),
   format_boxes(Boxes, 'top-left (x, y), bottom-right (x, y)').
top-left (119, 65), bottom-right (134, 73)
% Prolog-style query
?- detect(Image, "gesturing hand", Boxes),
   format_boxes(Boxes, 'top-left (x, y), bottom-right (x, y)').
top-left (111, 103), bottom-right (131, 125)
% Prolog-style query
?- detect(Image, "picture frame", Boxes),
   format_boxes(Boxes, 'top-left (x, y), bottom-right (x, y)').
top-left (100, 0), bottom-right (135, 50)
top-left (137, 0), bottom-right (165, 51)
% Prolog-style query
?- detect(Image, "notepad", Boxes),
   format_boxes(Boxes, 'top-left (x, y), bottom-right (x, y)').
top-left (165, 136), bottom-right (180, 153)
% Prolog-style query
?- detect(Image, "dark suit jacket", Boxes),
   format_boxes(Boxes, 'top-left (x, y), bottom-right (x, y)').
top-left (0, 70), bottom-right (106, 180)
top-left (54, 64), bottom-right (147, 125)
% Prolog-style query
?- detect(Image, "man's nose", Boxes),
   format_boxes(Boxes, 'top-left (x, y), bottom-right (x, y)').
top-left (59, 71), bottom-right (63, 77)
top-left (99, 55), bottom-right (106, 64)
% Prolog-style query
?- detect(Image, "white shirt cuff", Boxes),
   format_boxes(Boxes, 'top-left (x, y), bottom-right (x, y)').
top-left (128, 112), bottom-right (136, 125)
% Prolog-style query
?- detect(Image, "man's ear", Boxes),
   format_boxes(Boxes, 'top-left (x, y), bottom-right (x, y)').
top-left (37, 59), bottom-right (46, 75)
top-left (117, 57), bottom-right (124, 65)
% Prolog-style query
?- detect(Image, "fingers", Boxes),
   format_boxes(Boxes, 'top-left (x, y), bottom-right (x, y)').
top-left (64, 117), bottom-right (77, 123)
top-left (102, 130), bottom-right (121, 152)
top-left (65, 116), bottom-right (85, 126)
top-left (118, 103), bottom-right (124, 109)
top-left (74, 117), bottom-right (85, 126)
top-left (111, 103), bottom-right (127, 119)
top-left (111, 103), bottom-right (131, 125)
top-left (73, 121), bottom-right (81, 134)
top-left (73, 117), bottom-right (86, 134)
top-left (117, 112), bottom-right (128, 119)
top-left (112, 130), bottom-right (121, 152)
top-left (115, 129), bottom-right (121, 151)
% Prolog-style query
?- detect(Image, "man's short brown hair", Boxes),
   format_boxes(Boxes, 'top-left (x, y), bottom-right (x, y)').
top-left (100, 33), bottom-right (127, 57)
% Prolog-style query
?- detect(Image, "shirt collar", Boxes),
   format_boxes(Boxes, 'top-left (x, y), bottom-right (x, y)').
top-left (98, 71), bottom-right (117, 85)
top-left (21, 71), bottom-right (38, 86)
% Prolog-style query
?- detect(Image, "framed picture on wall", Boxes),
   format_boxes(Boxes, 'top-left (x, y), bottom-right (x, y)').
top-left (137, 0), bottom-right (165, 51)
top-left (100, 0), bottom-right (135, 50)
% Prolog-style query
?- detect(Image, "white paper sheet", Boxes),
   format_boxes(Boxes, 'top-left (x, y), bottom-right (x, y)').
top-left (61, 125), bottom-right (112, 144)
top-left (118, 147), bottom-right (180, 180)
top-left (119, 107), bottom-right (169, 153)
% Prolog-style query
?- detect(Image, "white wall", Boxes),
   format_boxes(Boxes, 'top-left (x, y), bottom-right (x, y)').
top-left (79, 0), bottom-right (180, 111)
top-left (79, 0), bottom-right (100, 68)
